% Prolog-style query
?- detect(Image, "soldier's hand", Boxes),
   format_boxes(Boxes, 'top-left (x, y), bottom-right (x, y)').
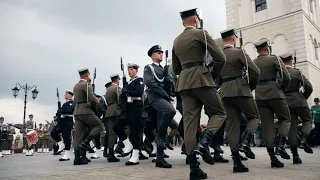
top-left (122, 88), bottom-right (127, 94)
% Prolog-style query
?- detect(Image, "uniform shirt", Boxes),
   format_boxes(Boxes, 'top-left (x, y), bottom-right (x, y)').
top-left (105, 84), bottom-right (122, 117)
top-left (311, 105), bottom-right (320, 122)
top-left (73, 79), bottom-right (97, 115)
top-left (57, 99), bottom-right (75, 116)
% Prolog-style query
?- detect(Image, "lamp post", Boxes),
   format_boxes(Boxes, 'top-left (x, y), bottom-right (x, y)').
top-left (11, 83), bottom-right (39, 126)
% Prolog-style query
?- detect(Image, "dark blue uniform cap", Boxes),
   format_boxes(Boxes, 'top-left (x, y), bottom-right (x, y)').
top-left (180, 8), bottom-right (198, 19)
top-left (66, 89), bottom-right (74, 96)
top-left (148, 45), bottom-right (163, 57)
top-left (314, 98), bottom-right (319, 102)
top-left (29, 114), bottom-right (33, 117)
top-left (254, 39), bottom-right (269, 50)
top-left (78, 68), bottom-right (89, 75)
top-left (0, 117), bottom-right (3, 120)
top-left (220, 28), bottom-right (238, 39)
top-left (110, 74), bottom-right (120, 81)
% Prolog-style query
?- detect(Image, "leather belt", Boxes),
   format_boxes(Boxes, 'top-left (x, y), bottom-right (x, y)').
top-left (61, 115), bottom-right (74, 118)
top-left (222, 76), bottom-right (242, 83)
top-left (181, 61), bottom-right (205, 70)
top-left (76, 101), bottom-right (88, 104)
top-left (131, 97), bottom-right (142, 101)
top-left (258, 78), bottom-right (276, 84)
top-left (284, 89), bottom-right (300, 94)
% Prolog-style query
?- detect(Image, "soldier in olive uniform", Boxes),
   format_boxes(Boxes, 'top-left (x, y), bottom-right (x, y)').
top-left (72, 68), bottom-right (104, 165)
top-left (105, 74), bottom-right (129, 162)
top-left (172, 8), bottom-right (226, 179)
top-left (25, 114), bottom-right (37, 156)
top-left (219, 29), bottom-right (260, 173)
top-left (0, 117), bottom-right (5, 157)
top-left (144, 45), bottom-right (176, 168)
top-left (5, 123), bottom-right (15, 155)
top-left (253, 39), bottom-right (291, 168)
top-left (40, 122), bottom-right (51, 153)
top-left (102, 82), bottom-right (112, 157)
top-left (280, 53), bottom-right (314, 164)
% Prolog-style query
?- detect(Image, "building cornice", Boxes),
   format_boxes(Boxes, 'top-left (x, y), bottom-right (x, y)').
top-left (302, 11), bottom-right (320, 33)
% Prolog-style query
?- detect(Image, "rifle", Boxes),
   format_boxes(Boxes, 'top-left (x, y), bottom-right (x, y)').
top-left (163, 50), bottom-right (174, 97)
top-left (294, 50), bottom-right (297, 68)
top-left (120, 57), bottom-right (128, 88)
top-left (119, 57), bottom-right (128, 119)
top-left (92, 67), bottom-right (97, 93)
top-left (239, 29), bottom-right (243, 48)
top-left (57, 87), bottom-right (61, 109)
top-left (268, 37), bottom-right (272, 55)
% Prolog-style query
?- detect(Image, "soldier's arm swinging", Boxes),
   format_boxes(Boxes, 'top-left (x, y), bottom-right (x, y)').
top-left (143, 66), bottom-right (170, 99)
top-left (275, 58), bottom-right (291, 90)
top-left (301, 73), bottom-right (313, 99)
top-left (239, 50), bottom-right (260, 90)
top-left (172, 48), bottom-right (182, 75)
top-left (200, 30), bottom-right (226, 78)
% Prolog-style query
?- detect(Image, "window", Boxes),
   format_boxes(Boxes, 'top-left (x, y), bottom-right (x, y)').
top-left (255, 0), bottom-right (267, 12)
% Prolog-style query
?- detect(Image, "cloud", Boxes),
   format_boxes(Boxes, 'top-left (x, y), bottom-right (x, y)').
top-left (0, 0), bottom-right (226, 120)
top-left (0, 97), bottom-right (56, 125)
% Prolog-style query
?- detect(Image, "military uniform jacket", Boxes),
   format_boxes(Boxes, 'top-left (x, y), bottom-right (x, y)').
top-left (284, 66), bottom-right (313, 108)
top-left (143, 63), bottom-right (170, 103)
top-left (73, 79), bottom-right (97, 115)
top-left (254, 54), bottom-right (291, 100)
top-left (219, 45), bottom-right (260, 98)
top-left (105, 84), bottom-right (122, 117)
top-left (26, 120), bottom-right (36, 132)
top-left (125, 77), bottom-right (144, 102)
top-left (172, 27), bottom-right (226, 92)
top-left (58, 99), bottom-right (75, 117)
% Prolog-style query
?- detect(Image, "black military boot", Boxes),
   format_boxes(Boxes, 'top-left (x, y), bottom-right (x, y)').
top-left (141, 138), bottom-right (152, 155)
top-left (214, 151), bottom-right (229, 163)
top-left (107, 148), bottom-right (120, 162)
top-left (165, 135), bottom-right (174, 150)
top-left (239, 153), bottom-right (248, 161)
top-left (79, 135), bottom-right (94, 152)
top-left (80, 148), bottom-right (91, 163)
top-left (103, 148), bottom-right (108, 158)
top-left (241, 131), bottom-right (255, 159)
top-left (291, 147), bottom-right (302, 164)
top-left (186, 155), bottom-right (201, 165)
top-left (267, 148), bottom-right (284, 168)
top-left (194, 129), bottom-right (215, 165)
top-left (155, 147), bottom-right (172, 168)
top-left (139, 150), bottom-right (148, 160)
top-left (189, 153), bottom-right (207, 180)
top-left (232, 152), bottom-right (249, 173)
top-left (300, 133), bottom-right (313, 154)
top-left (276, 135), bottom-right (290, 159)
top-left (181, 143), bottom-right (187, 155)
top-left (73, 150), bottom-right (88, 165)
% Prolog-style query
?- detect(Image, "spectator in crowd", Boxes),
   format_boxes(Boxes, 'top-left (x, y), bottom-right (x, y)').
top-left (311, 98), bottom-right (320, 148)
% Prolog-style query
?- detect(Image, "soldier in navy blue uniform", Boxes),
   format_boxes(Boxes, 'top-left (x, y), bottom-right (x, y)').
top-left (50, 90), bottom-right (75, 161)
top-left (143, 45), bottom-right (176, 168)
top-left (112, 63), bottom-right (144, 165)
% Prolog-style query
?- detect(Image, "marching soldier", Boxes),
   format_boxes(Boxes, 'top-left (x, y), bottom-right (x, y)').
top-left (219, 28), bottom-right (260, 173)
top-left (102, 82), bottom-right (111, 157)
top-left (0, 117), bottom-right (5, 157)
top-left (280, 53), bottom-right (313, 164)
top-left (5, 123), bottom-right (15, 155)
top-left (50, 90), bottom-right (75, 161)
top-left (36, 123), bottom-right (43, 153)
top-left (22, 114), bottom-right (35, 154)
top-left (144, 45), bottom-right (176, 168)
top-left (118, 63), bottom-right (144, 165)
top-left (39, 122), bottom-right (51, 153)
top-left (253, 39), bottom-right (291, 168)
top-left (172, 8), bottom-right (226, 179)
top-left (105, 74), bottom-right (124, 162)
top-left (25, 114), bottom-right (37, 156)
top-left (72, 68), bottom-right (104, 165)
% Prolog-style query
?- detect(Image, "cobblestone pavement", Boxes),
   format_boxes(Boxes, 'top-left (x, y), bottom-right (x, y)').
top-left (0, 147), bottom-right (319, 180)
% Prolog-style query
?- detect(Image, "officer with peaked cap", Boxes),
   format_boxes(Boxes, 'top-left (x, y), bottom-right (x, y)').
top-left (72, 68), bottom-right (104, 165)
top-left (104, 73), bottom-right (123, 162)
top-left (113, 63), bottom-right (144, 166)
top-left (218, 28), bottom-right (261, 173)
top-left (171, 8), bottom-right (226, 179)
top-left (280, 52), bottom-right (314, 164)
top-left (144, 45), bottom-right (176, 168)
top-left (253, 40), bottom-right (291, 168)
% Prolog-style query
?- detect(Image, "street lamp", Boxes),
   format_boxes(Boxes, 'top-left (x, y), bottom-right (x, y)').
top-left (11, 83), bottom-right (39, 126)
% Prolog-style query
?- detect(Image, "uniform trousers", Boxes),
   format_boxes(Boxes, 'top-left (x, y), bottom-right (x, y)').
top-left (256, 99), bottom-right (291, 148)
top-left (103, 118), bottom-right (109, 147)
top-left (0, 140), bottom-right (3, 151)
top-left (107, 116), bottom-right (118, 149)
top-left (212, 121), bottom-right (226, 146)
top-left (222, 97), bottom-right (260, 152)
top-left (113, 101), bottom-right (143, 149)
top-left (73, 114), bottom-right (104, 151)
top-left (51, 118), bottom-right (73, 150)
top-left (180, 87), bottom-right (226, 154)
top-left (288, 107), bottom-right (313, 148)
top-left (315, 122), bottom-right (320, 146)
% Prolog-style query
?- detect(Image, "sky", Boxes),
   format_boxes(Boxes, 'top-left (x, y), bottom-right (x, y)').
top-left (0, 0), bottom-right (227, 125)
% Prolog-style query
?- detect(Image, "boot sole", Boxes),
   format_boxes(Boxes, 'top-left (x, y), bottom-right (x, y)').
top-left (194, 149), bottom-right (215, 165)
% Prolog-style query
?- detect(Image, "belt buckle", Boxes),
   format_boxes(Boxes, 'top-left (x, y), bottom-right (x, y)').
top-left (127, 96), bottom-right (133, 103)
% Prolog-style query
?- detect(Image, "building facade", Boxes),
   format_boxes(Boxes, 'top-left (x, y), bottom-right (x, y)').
top-left (225, 0), bottom-right (320, 106)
